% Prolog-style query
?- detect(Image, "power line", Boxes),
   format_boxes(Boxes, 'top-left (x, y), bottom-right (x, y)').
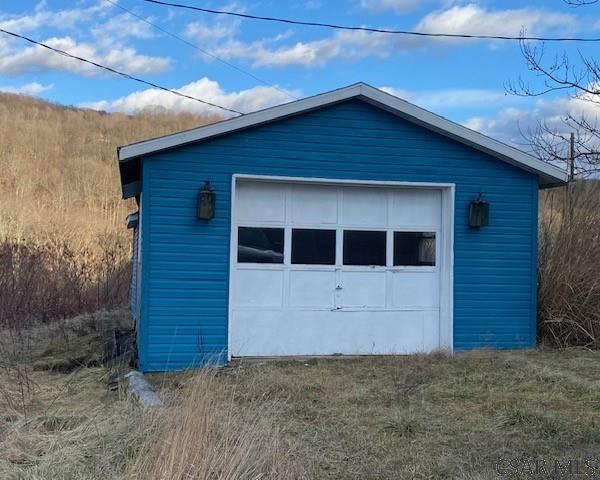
top-left (142, 0), bottom-right (600, 43)
top-left (0, 27), bottom-right (243, 115)
top-left (103, 0), bottom-right (297, 100)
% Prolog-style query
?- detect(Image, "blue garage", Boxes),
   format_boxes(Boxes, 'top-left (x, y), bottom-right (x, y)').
top-left (118, 83), bottom-right (567, 372)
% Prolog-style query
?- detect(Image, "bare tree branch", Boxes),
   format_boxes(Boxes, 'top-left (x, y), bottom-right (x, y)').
top-left (507, 8), bottom-right (600, 177)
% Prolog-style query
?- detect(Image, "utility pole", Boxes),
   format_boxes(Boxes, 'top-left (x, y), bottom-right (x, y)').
top-left (569, 132), bottom-right (575, 182)
top-left (568, 132), bottom-right (575, 222)
top-left (565, 132), bottom-right (575, 225)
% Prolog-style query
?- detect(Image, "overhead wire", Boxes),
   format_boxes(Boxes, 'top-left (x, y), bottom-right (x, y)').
top-left (103, 0), bottom-right (297, 100)
top-left (141, 0), bottom-right (600, 43)
top-left (0, 27), bottom-right (244, 116)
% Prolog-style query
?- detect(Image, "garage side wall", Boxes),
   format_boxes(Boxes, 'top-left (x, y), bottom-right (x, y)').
top-left (129, 226), bottom-right (139, 317)
top-left (138, 99), bottom-right (538, 372)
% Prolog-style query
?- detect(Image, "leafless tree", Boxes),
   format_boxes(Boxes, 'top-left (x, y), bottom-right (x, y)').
top-left (506, 2), bottom-right (600, 176)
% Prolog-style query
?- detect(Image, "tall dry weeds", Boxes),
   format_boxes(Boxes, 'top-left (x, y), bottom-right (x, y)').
top-left (125, 370), bottom-right (306, 480)
top-left (0, 92), bottom-right (218, 326)
top-left (0, 92), bottom-right (217, 252)
top-left (538, 180), bottom-right (600, 347)
top-left (0, 236), bottom-right (130, 328)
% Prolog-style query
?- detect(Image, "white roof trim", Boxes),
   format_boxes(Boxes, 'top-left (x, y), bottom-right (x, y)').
top-left (118, 83), bottom-right (567, 186)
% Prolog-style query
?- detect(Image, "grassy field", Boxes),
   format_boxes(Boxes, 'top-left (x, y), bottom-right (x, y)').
top-left (2, 312), bottom-right (600, 479)
top-left (220, 351), bottom-right (600, 479)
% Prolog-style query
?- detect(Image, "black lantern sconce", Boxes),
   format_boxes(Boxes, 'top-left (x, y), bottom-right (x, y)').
top-left (469, 193), bottom-right (489, 228)
top-left (197, 180), bottom-right (215, 220)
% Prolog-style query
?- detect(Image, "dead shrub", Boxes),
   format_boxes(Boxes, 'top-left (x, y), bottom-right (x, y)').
top-left (0, 234), bottom-right (130, 329)
top-left (538, 180), bottom-right (600, 348)
top-left (0, 234), bottom-right (131, 415)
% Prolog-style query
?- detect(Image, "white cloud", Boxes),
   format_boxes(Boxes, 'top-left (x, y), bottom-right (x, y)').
top-left (381, 86), bottom-right (513, 110)
top-left (463, 95), bottom-right (600, 147)
top-left (91, 13), bottom-right (156, 41)
top-left (0, 2), bottom-right (170, 76)
top-left (190, 3), bottom-right (578, 69)
top-left (212, 29), bottom-right (393, 68)
top-left (0, 11), bottom-right (48, 32)
top-left (304, 1), bottom-right (322, 10)
top-left (80, 77), bottom-right (299, 116)
top-left (104, 48), bottom-right (170, 74)
top-left (0, 82), bottom-right (54, 95)
top-left (0, 1), bottom-right (111, 33)
top-left (44, 2), bottom-right (112, 29)
top-left (416, 4), bottom-right (577, 39)
top-left (382, 85), bottom-right (600, 161)
top-left (184, 20), bottom-right (240, 43)
top-left (0, 2), bottom-right (154, 44)
top-left (0, 36), bottom-right (171, 76)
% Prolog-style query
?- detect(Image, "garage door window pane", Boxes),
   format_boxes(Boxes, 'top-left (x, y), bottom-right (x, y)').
top-left (292, 229), bottom-right (336, 265)
top-left (238, 227), bottom-right (284, 263)
top-left (343, 230), bottom-right (386, 266)
top-left (394, 232), bottom-right (436, 266)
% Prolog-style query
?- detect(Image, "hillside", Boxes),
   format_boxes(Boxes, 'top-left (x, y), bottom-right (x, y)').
top-left (0, 93), bottom-right (218, 251)
top-left (0, 92), bottom-right (597, 341)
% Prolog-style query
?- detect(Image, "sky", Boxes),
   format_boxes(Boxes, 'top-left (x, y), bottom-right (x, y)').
top-left (0, 0), bottom-right (599, 149)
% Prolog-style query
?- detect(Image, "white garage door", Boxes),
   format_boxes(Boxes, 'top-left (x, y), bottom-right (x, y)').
top-left (229, 177), bottom-right (452, 357)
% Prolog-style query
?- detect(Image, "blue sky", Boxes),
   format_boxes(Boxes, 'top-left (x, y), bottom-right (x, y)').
top-left (0, 0), bottom-right (598, 146)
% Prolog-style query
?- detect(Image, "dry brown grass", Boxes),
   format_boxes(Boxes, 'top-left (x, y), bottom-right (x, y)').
top-left (125, 371), bottom-right (306, 480)
top-left (0, 311), bottom-right (148, 480)
top-left (0, 366), bottom-right (305, 480)
top-left (538, 180), bottom-right (600, 347)
top-left (2, 311), bottom-right (600, 480)
top-left (0, 93), bottom-right (218, 325)
top-left (0, 92), bottom-right (217, 250)
top-left (0, 311), bottom-right (305, 480)
top-left (0, 367), bottom-right (149, 480)
top-left (217, 351), bottom-right (600, 479)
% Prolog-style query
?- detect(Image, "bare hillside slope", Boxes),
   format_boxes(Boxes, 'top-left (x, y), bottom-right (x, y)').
top-left (0, 93), bottom-right (217, 250)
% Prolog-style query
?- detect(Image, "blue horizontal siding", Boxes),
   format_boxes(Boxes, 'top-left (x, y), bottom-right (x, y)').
top-left (139, 99), bottom-right (538, 371)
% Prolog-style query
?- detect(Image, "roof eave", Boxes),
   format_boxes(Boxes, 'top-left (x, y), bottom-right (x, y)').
top-left (540, 174), bottom-right (569, 188)
top-left (117, 82), bottom-right (568, 187)
top-left (356, 85), bottom-right (567, 185)
top-left (117, 83), bottom-right (363, 163)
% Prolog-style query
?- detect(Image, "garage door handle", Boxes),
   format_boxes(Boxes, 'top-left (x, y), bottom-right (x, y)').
top-left (336, 285), bottom-right (343, 290)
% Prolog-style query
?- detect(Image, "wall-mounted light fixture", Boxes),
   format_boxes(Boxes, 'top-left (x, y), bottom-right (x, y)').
top-left (469, 193), bottom-right (489, 228)
top-left (197, 180), bottom-right (215, 220)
